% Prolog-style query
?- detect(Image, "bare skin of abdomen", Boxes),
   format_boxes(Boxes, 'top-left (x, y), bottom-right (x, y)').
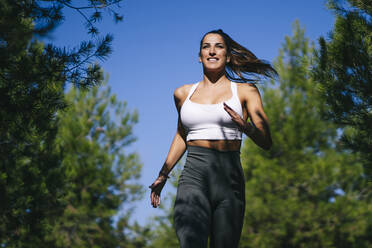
top-left (187, 139), bottom-right (241, 151)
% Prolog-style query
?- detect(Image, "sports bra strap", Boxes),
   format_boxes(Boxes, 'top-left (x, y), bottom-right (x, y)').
top-left (186, 82), bottom-right (199, 100)
top-left (231, 81), bottom-right (238, 98)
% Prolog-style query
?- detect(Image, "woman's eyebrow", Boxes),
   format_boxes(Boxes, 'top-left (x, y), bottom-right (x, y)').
top-left (202, 42), bottom-right (224, 45)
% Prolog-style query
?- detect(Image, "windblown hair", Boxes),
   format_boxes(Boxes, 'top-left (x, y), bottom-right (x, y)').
top-left (199, 29), bottom-right (278, 83)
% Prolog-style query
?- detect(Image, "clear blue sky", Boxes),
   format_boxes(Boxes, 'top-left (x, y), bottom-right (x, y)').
top-left (47, 0), bottom-right (335, 225)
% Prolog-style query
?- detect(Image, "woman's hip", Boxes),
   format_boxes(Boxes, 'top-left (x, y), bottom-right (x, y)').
top-left (179, 145), bottom-right (244, 189)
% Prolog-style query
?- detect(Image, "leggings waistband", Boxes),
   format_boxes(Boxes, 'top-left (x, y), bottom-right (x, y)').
top-left (187, 145), bottom-right (241, 155)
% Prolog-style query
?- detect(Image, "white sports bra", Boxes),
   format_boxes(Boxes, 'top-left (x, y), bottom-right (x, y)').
top-left (180, 81), bottom-right (243, 141)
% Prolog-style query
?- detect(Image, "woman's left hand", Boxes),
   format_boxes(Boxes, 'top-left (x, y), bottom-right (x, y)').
top-left (223, 102), bottom-right (246, 132)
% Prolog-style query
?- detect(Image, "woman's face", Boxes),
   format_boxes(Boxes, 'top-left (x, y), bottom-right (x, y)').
top-left (199, 33), bottom-right (230, 71)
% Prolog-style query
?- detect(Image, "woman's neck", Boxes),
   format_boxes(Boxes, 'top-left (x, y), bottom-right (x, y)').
top-left (202, 70), bottom-right (229, 86)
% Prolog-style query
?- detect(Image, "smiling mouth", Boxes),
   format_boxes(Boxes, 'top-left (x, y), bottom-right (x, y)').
top-left (207, 58), bottom-right (219, 62)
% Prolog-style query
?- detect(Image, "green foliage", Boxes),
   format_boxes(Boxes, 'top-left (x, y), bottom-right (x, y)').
top-left (47, 78), bottom-right (144, 247)
top-left (313, 0), bottom-right (372, 181)
top-left (326, 0), bottom-right (371, 16)
top-left (0, 1), bottom-right (67, 244)
top-left (240, 21), bottom-right (371, 248)
top-left (0, 0), bottom-right (126, 246)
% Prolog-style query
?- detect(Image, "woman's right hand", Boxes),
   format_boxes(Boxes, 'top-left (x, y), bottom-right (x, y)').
top-left (149, 175), bottom-right (167, 208)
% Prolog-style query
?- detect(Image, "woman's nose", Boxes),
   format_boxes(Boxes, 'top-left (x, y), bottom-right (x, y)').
top-left (209, 47), bottom-right (216, 55)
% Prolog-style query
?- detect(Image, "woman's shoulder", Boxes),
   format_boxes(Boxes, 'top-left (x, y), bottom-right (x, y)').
top-left (236, 82), bottom-right (258, 92)
top-left (235, 82), bottom-right (261, 104)
top-left (236, 82), bottom-right (261, 96)
top-left (173, 83), bottom-right (195, 101)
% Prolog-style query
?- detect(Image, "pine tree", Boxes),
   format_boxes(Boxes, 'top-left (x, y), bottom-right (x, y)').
top-left (239, 21), bottom-right (371, 248)
top-left (313, 0), bottom-right (372, 182)
top-left (0, 0), bottom-right (125, 245)
top-left (47, 77), bottom-right (144, 247)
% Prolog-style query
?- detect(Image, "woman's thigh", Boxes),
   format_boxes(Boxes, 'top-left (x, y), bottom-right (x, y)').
top-left (174, 183), bottom-right (211, 248)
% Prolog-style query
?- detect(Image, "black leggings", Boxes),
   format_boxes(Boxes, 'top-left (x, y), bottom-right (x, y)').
top-left (174, 145), bottom-right (245, 248)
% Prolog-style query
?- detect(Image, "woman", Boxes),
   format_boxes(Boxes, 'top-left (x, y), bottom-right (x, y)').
top-left (149, 29), bottom-right (277, 248)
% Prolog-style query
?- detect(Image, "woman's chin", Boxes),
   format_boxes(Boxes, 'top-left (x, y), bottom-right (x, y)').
top-left (203, 65), bottom-right (225, 73)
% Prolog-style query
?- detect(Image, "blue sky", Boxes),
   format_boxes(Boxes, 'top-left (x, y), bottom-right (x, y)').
top-left (47, 0), bottom-right (335, 225)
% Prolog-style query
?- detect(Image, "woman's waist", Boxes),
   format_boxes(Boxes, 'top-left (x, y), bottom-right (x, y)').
top-left (187, 139), bottom-right (241, 152)
top-left (182, 143), bottom-right (243, 183)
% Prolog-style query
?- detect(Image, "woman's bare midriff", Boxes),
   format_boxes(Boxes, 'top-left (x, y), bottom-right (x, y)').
top-left (187, 139), bottom-right (241, 151)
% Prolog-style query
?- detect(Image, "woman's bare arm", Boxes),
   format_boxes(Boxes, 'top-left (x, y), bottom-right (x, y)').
top-left (158, 117), bottom-right (187, 176)
top-left (149, 85), bottom-right (191, 208)
top-left (224, 83), bottom-right (272, 150)
top-left (242, 84), bottom-right (272, 150)
top-left (158, 85), bottom-right (191, 176)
